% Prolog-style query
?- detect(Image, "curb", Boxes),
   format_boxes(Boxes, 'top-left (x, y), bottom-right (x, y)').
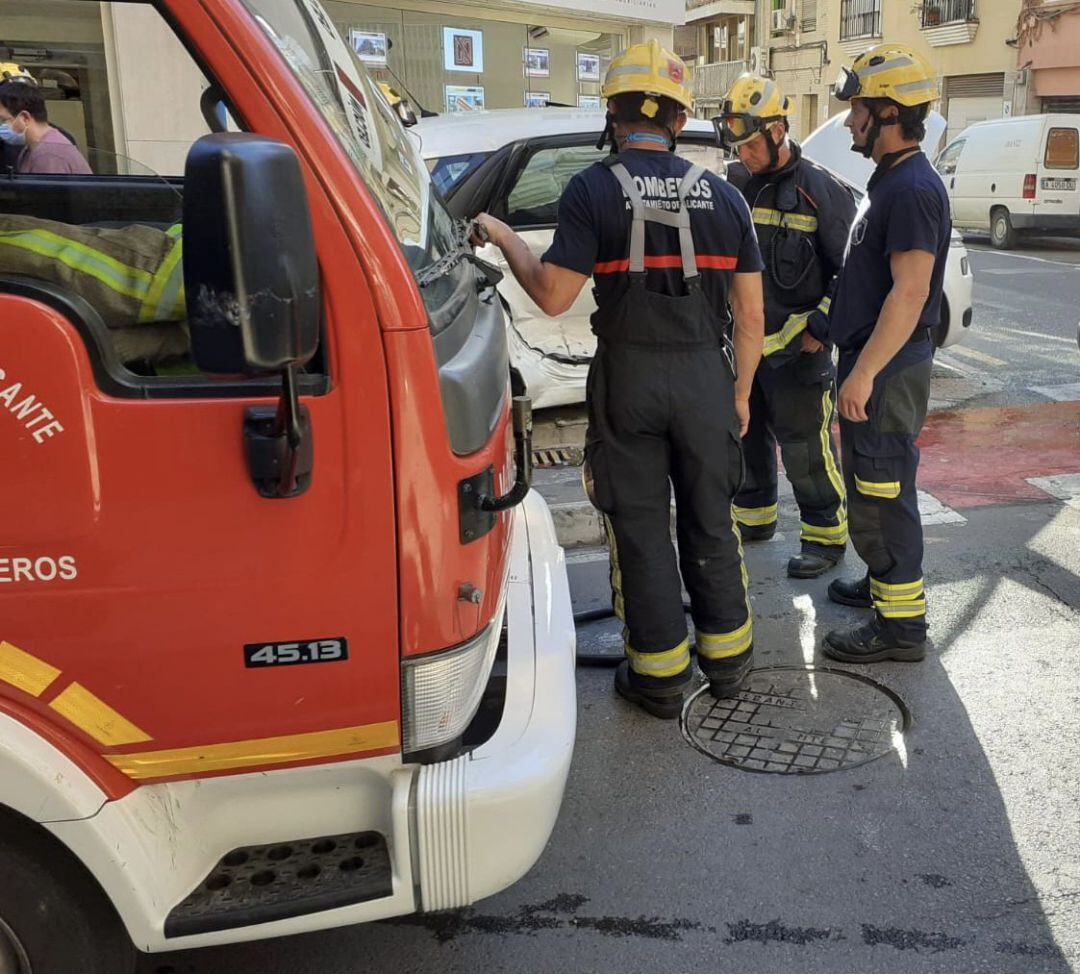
top-left (547, 500), bottom-right (679, 550)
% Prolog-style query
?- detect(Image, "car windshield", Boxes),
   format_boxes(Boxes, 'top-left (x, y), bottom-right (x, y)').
top-left (241, 0), bottom-right (460, 275)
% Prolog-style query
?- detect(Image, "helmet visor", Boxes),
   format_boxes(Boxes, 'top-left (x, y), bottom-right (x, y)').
top-left (834, 66), bottom-right (861, 102)
top-left (714, 112), bottom-right (767, 148)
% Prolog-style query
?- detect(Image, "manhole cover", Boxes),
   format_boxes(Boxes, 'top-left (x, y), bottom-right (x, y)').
top-left (681, 666), bottom-right (910, 775)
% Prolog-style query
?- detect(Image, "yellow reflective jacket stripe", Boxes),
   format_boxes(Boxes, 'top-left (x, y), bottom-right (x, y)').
top-left (763, 296), bottom-right (832, 356)
top-left (752, 207), bottom-right (819, 234)
top-left (0, 228), bottom-right (152, 302)
top-left (140, 237), bottom-right (186, 323)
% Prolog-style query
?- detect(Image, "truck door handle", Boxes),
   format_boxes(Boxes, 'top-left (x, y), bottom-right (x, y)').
top-left (950, 177), bottom-right (955, 189)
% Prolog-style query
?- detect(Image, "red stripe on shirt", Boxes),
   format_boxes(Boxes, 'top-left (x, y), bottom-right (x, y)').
top-left (593, 255), bottom-right (739, 274)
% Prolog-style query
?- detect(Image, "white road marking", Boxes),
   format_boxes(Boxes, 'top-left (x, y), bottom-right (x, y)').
top-left (933, 352), bottom-right (978, 376)
top-left (918, 491), bottom-right (967, 526)
top-left (967, 247), bottom-right (1080, 269)
top-left (947, 344), bottom-right (1007, 368)
top-left (1026, 473), bottom-right (1080, 510)
top-left (1001, 327), bottom-right (1077, 345)
top-left (1030, 381), bottom-right (1080, 403)
top-left (975, 267), bottom-right (1063, 276)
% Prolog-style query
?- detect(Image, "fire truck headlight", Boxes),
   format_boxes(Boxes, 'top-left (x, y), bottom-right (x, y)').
top-left (400, 595), bottom-right (506, 756)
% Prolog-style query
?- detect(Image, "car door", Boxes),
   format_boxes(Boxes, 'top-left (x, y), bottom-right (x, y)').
top-left (475, 134), bottom-right (725, 402)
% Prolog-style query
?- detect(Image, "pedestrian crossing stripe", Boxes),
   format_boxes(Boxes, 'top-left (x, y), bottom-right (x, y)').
top-left (1026, 473), bottom-right (1080, 509)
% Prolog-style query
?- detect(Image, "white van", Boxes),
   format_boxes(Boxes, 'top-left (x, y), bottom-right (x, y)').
top-left (934, 114), bottom-right (1080, 248)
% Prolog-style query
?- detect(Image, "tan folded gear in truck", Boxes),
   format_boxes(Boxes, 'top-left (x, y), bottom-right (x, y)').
top-left (0, 213), bottom-right (188, 363)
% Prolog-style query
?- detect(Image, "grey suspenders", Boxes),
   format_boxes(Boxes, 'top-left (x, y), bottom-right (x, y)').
top-left (604, 160), bottom-right (707, 282)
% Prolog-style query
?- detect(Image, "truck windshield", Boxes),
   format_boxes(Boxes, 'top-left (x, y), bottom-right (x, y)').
top-left (242, 0), bottom-right (460, 276)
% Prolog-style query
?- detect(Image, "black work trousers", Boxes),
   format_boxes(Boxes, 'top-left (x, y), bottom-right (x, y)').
top-left (586, 280), bottom-right (751, 693)
top-left (734, 348), bottom-right (847, 554)
top-left (838, 343), bottom-right (933, 640)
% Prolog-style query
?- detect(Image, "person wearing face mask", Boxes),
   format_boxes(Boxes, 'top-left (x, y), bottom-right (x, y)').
top-left (0, 74), bottom-right (91, 175)
top-left (818, 44), bottom-right (950, 664)
top-left (717, 75), bottom-right (856, 580)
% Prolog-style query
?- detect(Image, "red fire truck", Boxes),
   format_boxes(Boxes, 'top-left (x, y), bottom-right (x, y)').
top-left (0, 0), bottom-right (576, 969)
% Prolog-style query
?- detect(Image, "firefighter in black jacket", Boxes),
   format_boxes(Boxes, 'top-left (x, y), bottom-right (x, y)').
top-left (718, 76), bottom-right (856, 578)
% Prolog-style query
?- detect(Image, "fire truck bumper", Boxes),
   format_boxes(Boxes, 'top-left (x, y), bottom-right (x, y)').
top-left (412, 488), bottom-right (577, 911)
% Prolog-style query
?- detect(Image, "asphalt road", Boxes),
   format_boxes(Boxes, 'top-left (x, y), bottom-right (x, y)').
top-left (140, 245), bottom-right (1080, 974)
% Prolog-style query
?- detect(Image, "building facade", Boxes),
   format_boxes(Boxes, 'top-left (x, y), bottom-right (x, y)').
top-left (0, 0), bottom-right (686, 183)
top-left (321, 0), bottom-right (683, 116)
top-left (1017, 0), bottom-right (1080, 114)
top-left (743, 0), bottom-right (1028, 148)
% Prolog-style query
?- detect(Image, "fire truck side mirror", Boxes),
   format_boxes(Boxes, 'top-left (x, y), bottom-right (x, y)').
top-left (183, 133), bottom-right (320, 375)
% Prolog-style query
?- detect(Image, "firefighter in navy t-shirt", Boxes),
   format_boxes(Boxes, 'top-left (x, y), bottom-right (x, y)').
top-left (820, 44), bottom-right (951, 664)
top-left (471, 41), bottom-right (765, 718)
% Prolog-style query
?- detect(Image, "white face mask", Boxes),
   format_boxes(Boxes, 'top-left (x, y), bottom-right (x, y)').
top-left (0, 117), bottom-right (27, 146)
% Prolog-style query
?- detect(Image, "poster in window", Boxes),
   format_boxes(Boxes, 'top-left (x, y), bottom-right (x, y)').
top-left (349, 29), bottom-right (387, 66)
top-left (445, 85), bottom-right (486, 113)
top-left (523, 47), bottom-right (550, 78)
top-left (578, 94), bottom-right (602, 110)
top-left (577, 53), bottom-right (601, 83)
top-left (444, 28), bottom-right (484, 73)
top-left (524, 91), bottom-right (550, 108)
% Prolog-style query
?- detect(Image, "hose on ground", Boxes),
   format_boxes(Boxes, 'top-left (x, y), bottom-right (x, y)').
top-left (573, 603), bottom-right (694, 667)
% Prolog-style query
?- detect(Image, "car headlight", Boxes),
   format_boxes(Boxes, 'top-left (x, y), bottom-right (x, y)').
top-left (401, 593), bottom-right (507, 755)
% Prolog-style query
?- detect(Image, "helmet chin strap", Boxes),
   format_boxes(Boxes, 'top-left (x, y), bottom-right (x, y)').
top-left (765, 126), bottom-right (782, 170)
top-left (851, 104), bottom-right (898, 160)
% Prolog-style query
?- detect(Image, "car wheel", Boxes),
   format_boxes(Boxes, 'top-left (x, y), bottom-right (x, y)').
top-left (990, 207), bottom-right (1016, 250)
top-left (0, 810), bottom-right (136, 974)
top-left (932, 296), bottom-right (949, 348)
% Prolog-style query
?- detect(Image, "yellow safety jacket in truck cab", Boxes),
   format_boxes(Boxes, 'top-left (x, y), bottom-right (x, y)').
top-left (0, 213), bottom-right (187, 364)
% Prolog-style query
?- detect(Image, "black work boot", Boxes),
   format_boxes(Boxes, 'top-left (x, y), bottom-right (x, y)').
top-left (827, 573), bottom-right (873, 608)
top-left (614, 661), bottom-right (689, 720)
top-left (788, 544), bottom-right (845, 579)
top-left (700, 646), bottom-right (754, 700)
top-left (737, 521), bottom-right (776, 543)
top-left (822, 617), bottom-right (926, 663)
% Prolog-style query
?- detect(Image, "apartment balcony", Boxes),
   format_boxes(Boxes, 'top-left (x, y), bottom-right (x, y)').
top-left (694, 58), bottom-right (750, 104)
top-left (838, 0), bottom-right (882, 57)
top-left (920, 0), bottom-right (979, 47)
top-left (685, 0), bottom-right (754, 24)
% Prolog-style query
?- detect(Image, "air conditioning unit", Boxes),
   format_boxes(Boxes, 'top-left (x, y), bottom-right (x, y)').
top-left (749, 46), bottom-right (769, 73)
top-left (771, 8), bottom-right (786, 32)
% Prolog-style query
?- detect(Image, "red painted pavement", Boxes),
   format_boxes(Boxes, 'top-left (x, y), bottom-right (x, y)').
top-left (915, 401), bottom-right (1080, 509)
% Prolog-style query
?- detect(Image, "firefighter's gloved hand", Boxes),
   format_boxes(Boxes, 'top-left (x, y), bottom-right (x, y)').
top-left (806, 307), bottom-right (831, 345)
top-left (469, 213), bottom-right (504, 249)
top-left (800, 331), bottom-right (825, 354)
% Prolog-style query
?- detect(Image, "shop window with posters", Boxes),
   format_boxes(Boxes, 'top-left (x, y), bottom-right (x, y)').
top-left (323, 1), bottom-right (622, 114)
